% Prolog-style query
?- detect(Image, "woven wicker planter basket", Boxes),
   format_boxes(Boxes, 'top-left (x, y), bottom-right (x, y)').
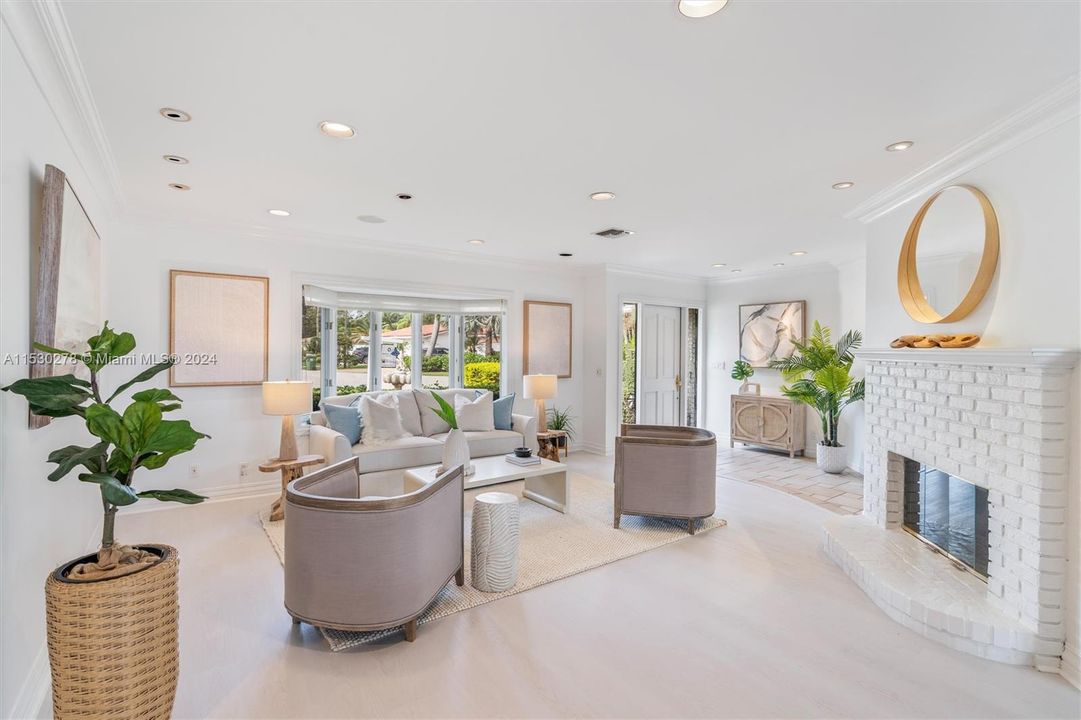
top-left (45, 544), bottom-right (179, 719)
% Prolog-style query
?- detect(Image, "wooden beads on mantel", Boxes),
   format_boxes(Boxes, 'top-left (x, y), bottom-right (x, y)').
top-left (889, 334), bottom-right (981, 349)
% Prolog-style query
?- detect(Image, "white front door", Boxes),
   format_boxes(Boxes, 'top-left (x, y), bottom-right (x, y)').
top-left (639, 304), bottom-right (682, 425)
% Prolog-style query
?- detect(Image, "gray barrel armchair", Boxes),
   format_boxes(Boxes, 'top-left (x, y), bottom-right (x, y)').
top-left (613, 424), bottom-right (717, 534)
top-left (284, 457), bottom-right (464, 641)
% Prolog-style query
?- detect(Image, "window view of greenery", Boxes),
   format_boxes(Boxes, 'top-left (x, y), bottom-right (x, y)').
top-left (686, 307), bottom-right (699, 426)
top-left (621, 303), bottom-right (637, 424)
top-left (302, 302), bottom-right (504, 408)
top-left (463, 314), bottom-right (501, 396)
top-left (400, 314), bottom-right (451, 389)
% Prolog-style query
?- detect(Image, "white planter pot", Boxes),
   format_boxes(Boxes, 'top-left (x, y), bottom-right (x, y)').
top-left (817, 444), bottom-right (847, 474)
top-left (441, 428), bottom-right (474, 476)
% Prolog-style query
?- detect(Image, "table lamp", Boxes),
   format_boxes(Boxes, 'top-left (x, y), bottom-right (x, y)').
top-left (262, 380), bottom-right (312, 461)
top-left (523, 374), bottom-right (557, 432)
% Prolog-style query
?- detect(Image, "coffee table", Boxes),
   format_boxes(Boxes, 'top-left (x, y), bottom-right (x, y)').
top-left (404, 455), bottom-right (568, 514)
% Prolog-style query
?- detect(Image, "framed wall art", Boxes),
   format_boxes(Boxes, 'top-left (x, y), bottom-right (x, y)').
top-left (523, 300), bottom-right (572, 378)
top-left (738, 300), bottom-right (806, 368)
top-left (169, 270), bottom-right (269, 387)
top-left (30, 164), bottom-right (103, 428)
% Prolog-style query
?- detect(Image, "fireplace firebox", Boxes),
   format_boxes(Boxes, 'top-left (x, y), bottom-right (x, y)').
top-left (902, 458), bottom-right (989, 578)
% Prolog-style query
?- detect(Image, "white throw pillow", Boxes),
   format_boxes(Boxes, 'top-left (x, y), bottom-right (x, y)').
top-left (455, 392), bottom-right (495, 433)
top-left (360, 393), bottom-right (409, 445)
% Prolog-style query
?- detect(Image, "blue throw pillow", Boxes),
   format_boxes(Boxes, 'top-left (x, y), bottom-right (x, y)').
top-left (493, 393), bottom-right (515, 431)
top-left (323, 402), bottom-right (362, 445)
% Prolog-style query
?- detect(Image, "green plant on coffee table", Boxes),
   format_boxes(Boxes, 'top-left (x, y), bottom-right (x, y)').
top-left (431, 393), bottom-right (458, 430)
top-left (545, 406), bottom-right (576, 440)
top-left (730, 360), bottom-right (754, 382)
top-left (768, 321), bottom-right (864, 448)
top-left (1, 322), bottom-right (210, 576)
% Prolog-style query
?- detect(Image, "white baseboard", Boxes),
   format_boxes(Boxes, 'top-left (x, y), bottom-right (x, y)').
top-left (119, 478), bottom-right (280, 516)
top-left (577, 441), bottom-right (609, 455)
top-left (1061, 642), bottom-right (1081, 690)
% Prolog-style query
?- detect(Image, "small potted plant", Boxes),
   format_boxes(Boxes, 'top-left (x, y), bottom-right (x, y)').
top-left (2, 322), bottom-right (210, 718)
top-left (546, 406), bottom-right (576, 450)
top-left (730, 359), bottom-right (758, 395)
top-left (431, 393), bottom-right (473, 476)
top-left (769, 321), bottom-right (864, 474)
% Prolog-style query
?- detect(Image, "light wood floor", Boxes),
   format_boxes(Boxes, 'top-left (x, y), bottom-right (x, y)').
top-left (113, 450), bottom-right (1077, 719)
top-left (719, 445), bottom-right (864, 515)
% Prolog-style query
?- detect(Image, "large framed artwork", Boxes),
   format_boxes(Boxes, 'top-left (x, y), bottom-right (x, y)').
top-left (523, 300), bottom-right (572, 378)
top-left (169, 270), bottom-right (269, 387)
top-left (30, 165), bottom-right (102, 428)
top-left (738, 300), bottom-right (806, 368)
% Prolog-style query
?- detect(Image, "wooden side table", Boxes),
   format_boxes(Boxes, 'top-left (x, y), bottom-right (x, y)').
top-left (260, 454), bottom-right (323, 521)
top-left (536, 430), bottom-right (568, 462)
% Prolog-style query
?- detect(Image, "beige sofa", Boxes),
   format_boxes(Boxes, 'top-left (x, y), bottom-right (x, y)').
top-left (308, 388), bottom-right (538, 472)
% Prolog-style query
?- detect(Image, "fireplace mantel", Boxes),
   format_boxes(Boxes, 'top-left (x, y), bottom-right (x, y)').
top-left (855, 347), bottom-right (1079, 368)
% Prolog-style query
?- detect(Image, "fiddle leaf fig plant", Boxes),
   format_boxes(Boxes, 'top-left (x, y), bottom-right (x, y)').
top-left (769, 321), bottom-right (864, 448)
top-left (2, 322), bottom-right (210, 565)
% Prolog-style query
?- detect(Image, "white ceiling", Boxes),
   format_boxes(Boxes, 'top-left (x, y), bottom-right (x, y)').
top-left (61, 0), bottom-right (1079, 277)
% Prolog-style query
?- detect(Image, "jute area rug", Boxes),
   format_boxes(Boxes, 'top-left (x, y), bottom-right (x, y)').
top-left (261, 471), bottom-right (725, 651)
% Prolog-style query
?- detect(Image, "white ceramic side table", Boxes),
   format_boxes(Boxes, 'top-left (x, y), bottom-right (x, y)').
top-left (470, 492), bottom-right (520, 593)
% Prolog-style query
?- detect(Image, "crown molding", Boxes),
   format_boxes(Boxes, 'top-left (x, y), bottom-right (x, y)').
top-left (1, 0), bottom-right (125, 218)
top-left (844, 74), bottom-right (1081, 224)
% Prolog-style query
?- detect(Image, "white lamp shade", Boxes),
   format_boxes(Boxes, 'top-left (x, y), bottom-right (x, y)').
top-left (522, 374), bottom-right (557, 400)
top-left (262, 381), bottom-right (312, 415)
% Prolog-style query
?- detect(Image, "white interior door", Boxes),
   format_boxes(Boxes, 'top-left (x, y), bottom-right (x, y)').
top-left (639, 304), bottom-right (682, 425)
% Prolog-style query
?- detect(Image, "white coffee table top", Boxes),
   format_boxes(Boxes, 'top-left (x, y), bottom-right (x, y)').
top-left (405, 454), bottom-right (567, 489)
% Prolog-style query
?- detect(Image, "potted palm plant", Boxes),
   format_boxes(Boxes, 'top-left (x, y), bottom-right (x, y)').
top-left (769, 321), bottom-right (864, 474)
top-left (2, 322), bottom-right (209, 718)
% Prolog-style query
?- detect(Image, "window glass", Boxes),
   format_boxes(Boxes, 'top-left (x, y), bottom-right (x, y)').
top-left (301, 300), bottom-right (322, 410)
top-left (621, 303), bottom-right (637, 424)
top-left (335, 309), bottom-right (370, 396)
top-left (463, 314), bottom-right (501, 396)
top-left (686, 307), bottom-right (699, 426)
top-left (378, 312), bottom-right (411, 390)
top-left (410, 314), bottom-right (450, 389)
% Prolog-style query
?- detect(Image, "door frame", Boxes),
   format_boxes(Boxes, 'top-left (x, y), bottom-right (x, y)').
top-left (617, 295), bottom-right (703, 428)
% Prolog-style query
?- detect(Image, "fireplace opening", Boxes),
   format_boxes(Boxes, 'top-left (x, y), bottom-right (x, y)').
top-left (902, 458), bottom-right (989, 578)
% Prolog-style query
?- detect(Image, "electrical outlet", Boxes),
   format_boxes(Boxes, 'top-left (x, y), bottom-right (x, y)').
top-left (188, 464), bottom-right (200, 479)
top-left (239, 462), bottom-right (251, 478)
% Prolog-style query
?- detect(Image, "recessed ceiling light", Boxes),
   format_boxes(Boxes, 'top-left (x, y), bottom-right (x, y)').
top-left (163, 155), bottom-right (189, 165)
top-left (832, 181), bottom-right (854, 190)
top-left (790, 250), bottom-right (807, 256)
top-left (678, 0), bottom-right (728, 18)
top-left (730, 269), bottom-right (742, 273)
top-left (357, 215), bottom-right (386, 224)
top-left (468, 239), bottom-right (485, 246)
top-left (396, 193), bottom-right (413, 200)
top-left (559, 252), bottom-right (573, 257)
top-left (590, 191), bottom-right (616, 201)
top-left (712, 263), bottom-right (727, 268)
top-left (268, 209), bottom-right (290, 217)
top-left (886, 140), bottom-right (914, 152)
top-left (319, 121), bottom-right (355, 138)
top-left (168, 183), bottom-right (190, 191)
top-left (774, 262), bottom-right (785, 267)
top-left (159, 108), bottom-right (191, 122)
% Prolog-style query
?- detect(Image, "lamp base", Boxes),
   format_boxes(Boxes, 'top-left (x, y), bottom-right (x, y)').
top-left (278, 415), bottom-right (298, 462)
top-left (535, 399), bottom-right (548, 433)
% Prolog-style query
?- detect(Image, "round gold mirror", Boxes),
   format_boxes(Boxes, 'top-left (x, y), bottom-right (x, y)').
top-left (897, 184), bottom-right (999, 323)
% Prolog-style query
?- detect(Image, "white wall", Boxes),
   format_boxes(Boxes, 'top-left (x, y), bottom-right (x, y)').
top-left (862, 117), bottom-right (1081, 685)
top-left (837, 257), bottom-right (868, 473)
top-left (705, 264), bottom-right (862, 462)
top-left (0, 21), bottom-right (111, 717)
top-left (103, 219), bottom-right (589, 497)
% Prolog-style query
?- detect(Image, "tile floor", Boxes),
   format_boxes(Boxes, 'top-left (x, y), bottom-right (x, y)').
top-left (718, 445), bottom-right (864, 515)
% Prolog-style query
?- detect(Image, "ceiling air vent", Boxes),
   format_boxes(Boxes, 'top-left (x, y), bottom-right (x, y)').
top-left (593, 227), bottom-right (635, 238)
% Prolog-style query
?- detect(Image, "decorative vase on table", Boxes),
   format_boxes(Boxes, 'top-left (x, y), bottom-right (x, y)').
top-left (1, 323), bottom-right (210, 719)
top-left (441, 427), bottom-right (474, 476)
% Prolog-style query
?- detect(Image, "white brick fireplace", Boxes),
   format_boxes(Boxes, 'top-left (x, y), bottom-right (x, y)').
top-left (824, 348), bottom-right (1077, 671)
